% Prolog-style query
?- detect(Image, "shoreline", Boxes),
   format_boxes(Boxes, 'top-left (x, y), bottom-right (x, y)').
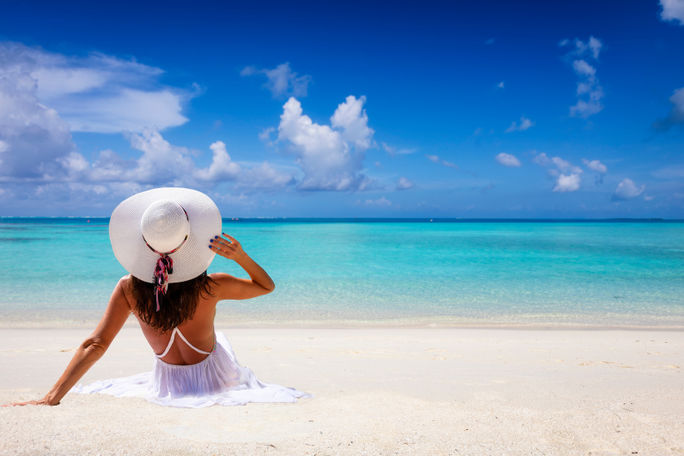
top-left (1, 313), bottom-right (683, 330)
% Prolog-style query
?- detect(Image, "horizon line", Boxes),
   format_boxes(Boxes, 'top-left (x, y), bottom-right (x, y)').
top-left (1, 216), bottom-right (682, 222)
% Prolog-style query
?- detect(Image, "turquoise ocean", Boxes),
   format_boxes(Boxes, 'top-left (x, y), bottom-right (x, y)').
top-left (1, 218), bottom-right (683, 328)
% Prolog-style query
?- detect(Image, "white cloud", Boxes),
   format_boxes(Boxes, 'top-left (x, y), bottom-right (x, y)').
top-left (660, 0), bottom-right (684, 24)
top-left (381, 142), bottom-right (416, 156)
top-left (396, 176), bottom-right (414, 190)
top-left (553, 173), bottom-right (581, 192)
top-left (238, 162), bottom-right (293, 190)
top-left (612, 178), bottom-right (645, 201)
top-left (588, 37), bottom-right (603, 59)
top-left (562, 36), bottom-right (603, 59)
top-left (277, 96), bottom-right (372, 191)
top-left (533, 152), bottom-right (552, 167)
top-left (0, 42), bottom-right (189, 134)
top-left (241, 62), bottom-right (311, 98)
top-left (496, 152), bottom-right (521, 167)
top-left (426, 154), bottom-right (457, 169)
top-left (194, 141), bottom-right (241, 181)
top-left (0, 52), bottom-right (75, 180)
top-left (505, 116), bottom-right (534, 133)
top-left (259, 126), bottom-right (276, 142)
top-left (551, 156), bottom-right (582, 174)
top-left (61, 88), bottom-right (187, 134)
top-left (561, 37), bottom-right (604, 118)
top-left (572, 59), bottom-right (596, 77)
top-left (126, 129), bottom-right (195, 184)
top-left (330, 95), bottom-right (374, 150)
top-left (497, 81), bottom-right (504, 89)
top-left (654, 87), bottom-right (684, 130)
top-left (582, 158), bottom-right (607, 173)
top-left (533, 152), bottom-right (583, 191)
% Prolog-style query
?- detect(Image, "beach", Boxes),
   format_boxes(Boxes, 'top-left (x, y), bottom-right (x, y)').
top-left (2, 325), bottom-right (683, 455)
top-left (2, 219), bottom-right (683, 454)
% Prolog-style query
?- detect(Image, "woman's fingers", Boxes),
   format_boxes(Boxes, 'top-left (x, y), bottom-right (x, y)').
top-left (223, 233), bottom-right (238, 244)
top-left (208, 234), bottom-right (243, 260)
top-left (3, 399), bottom-right (41, 407)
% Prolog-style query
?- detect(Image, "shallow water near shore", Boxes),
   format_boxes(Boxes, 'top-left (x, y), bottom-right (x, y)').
top-left (1, 218), bottom-right (683, 328)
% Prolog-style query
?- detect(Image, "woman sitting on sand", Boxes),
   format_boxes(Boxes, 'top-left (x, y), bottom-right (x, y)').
top-left (10, 187), bottom-right (310, 408)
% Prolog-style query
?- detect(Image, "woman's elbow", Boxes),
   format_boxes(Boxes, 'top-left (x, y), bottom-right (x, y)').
top-left (80, 337), bottom-right (109, 356)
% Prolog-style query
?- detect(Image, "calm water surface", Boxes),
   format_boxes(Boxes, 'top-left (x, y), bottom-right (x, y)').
top-left (1, 218), bottom-right (683, 327)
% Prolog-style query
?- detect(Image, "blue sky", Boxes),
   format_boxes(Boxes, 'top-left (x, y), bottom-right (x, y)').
top-left (1, 0), bottom-right (683, 218)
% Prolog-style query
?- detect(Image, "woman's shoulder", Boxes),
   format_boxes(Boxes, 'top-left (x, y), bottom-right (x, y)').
top-left (117, 274), bottom-right (133, 288)
top-left (116, 275), bottom-right (136, 305)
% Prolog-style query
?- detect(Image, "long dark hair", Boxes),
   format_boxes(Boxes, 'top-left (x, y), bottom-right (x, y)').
top-left (130, 271), bottom-right (217, 332)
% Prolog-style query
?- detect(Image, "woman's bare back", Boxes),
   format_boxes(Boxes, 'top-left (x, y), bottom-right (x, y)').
top-left (122, 275), bottom-right (219, 365)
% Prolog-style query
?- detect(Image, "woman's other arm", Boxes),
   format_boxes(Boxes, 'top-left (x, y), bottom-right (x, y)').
top-left (6, 277), bottom-right (131, 406)
top-left (209, 233), bottom-right (275, 300)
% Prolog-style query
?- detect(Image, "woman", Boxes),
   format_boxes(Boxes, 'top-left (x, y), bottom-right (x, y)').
top-left (9, 187), bottom-right (310, 408)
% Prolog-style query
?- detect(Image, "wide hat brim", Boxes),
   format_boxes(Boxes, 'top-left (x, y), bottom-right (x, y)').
top-left (109, 187), bottom-right (222, 283)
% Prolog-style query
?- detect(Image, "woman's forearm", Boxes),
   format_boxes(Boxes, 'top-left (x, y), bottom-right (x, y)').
top-left (44, 337), bottom-right (108, 405)
top-left (234, 252), bottom-right (275, 291)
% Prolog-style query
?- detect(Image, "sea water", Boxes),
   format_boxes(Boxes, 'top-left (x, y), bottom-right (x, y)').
top-left (1, 218), bottom-right (683, 327)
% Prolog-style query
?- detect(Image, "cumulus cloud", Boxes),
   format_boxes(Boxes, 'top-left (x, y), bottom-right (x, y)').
top-left (495, 152), bottom-right (521, 167)
top-left (238, 162), bottom-right (294, 190)
top-left (0, 58), bottom-right (75, 180)
top-left (277, 96), bottom-right (373, 191)
top-left (533, 151), bottom-right (583, 192)
top-left (553, 173), bottom-right (581, 192)
top-left (126, 129), bottom-right (195, 184)
top-left (330, 95), bottom-right (374, 149)
top-left (612, 178), bottom-right (645, 201)
top-left (560, 36), bottom-right (604, 118)
top-left (241, 62), bottom-right (311, 98)
top-left (194, 141), bottom-right (241, 182)
top-left (660, 0), bottom-right (684, 24)
top-left (505, 116), bottom-right (534, 133)
top-left (0, 42), bottom-right (189, 134)
top-left (654, 87), bottom-right (684, 131)
top-left (396, 176), bottom-right (414, 190)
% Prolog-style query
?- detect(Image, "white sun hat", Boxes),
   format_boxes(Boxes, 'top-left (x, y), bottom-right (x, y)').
top-left (109, 187), bottom-right (222, 285)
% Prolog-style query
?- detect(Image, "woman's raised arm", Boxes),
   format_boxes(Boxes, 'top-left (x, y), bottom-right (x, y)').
top-left (5, 277), bottom-right (132, 406)
top-left (209, 233), bottom-right (275, 300)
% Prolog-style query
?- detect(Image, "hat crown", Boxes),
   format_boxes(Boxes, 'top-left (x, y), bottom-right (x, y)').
top-left (140, 199), bottom-right (190, 253)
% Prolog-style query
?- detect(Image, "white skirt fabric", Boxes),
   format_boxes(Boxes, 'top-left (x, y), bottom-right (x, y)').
top-left (73, 331), bottom-right (311, 408)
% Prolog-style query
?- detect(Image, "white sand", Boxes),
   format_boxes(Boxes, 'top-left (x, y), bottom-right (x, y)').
top-left (1, 327), bottom-right (683, 455)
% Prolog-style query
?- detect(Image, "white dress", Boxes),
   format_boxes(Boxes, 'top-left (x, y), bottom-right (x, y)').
top-left (73, 329), bottom-right (311, 408)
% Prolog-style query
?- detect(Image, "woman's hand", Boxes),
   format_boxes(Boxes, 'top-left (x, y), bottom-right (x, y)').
top-left (208, 233), bottom-right (275, 299)
top-left (209, 233), bottom-right (246, 262)
top-left (3, 396), bottom-right (58, 407)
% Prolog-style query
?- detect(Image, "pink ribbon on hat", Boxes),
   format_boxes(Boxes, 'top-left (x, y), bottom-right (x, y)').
top-left (142, 207), bottom-right (189, 312)
top-left (153, 255), bottom-right (173, 311)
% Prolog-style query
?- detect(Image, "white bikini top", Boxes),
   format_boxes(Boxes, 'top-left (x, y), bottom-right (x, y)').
top-left (154, 327), bottom-right (214, 359)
